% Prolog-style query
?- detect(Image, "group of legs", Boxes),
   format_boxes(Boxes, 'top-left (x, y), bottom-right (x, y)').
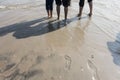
top-left (46, 0), bottom-right (93, 20)
top-left (46, 0), bottom-right (70, 20)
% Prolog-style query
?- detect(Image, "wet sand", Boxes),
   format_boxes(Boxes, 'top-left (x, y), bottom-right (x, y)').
top-left (0, 0), bottom-right (120, 80)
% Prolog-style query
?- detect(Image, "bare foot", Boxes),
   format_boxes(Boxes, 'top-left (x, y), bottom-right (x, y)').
top-left (88, 13), bottom-right (92, 17)
top-left (79, 17), bottom-right (81, 20)
top-left (77, 13), bottom-right (81, 19)
top-left (77, 13), bottom-right (81, 17)
top-left (48, 16), bottom-right (52, 19)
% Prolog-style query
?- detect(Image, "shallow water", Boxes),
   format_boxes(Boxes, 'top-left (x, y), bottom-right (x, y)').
top-left (0, 0), bottom-right (41, 5)
top-left (0, 0), bottom-right (120, 48)
top-left (0, 0), bottom-right (120, 45)
top-left (0, 0), bottom-right (42, 10)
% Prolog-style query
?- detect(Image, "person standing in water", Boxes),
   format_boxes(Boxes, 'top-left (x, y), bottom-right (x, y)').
top-left (78, 0), bottom-right (93, 18)
top-left (46, 0), bottom-right (54, 18)
top-left (55, 0), bottom-right (71, 20)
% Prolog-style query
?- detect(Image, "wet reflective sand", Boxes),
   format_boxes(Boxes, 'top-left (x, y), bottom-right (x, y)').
top-left (0, 0), bottom-right (120, 80)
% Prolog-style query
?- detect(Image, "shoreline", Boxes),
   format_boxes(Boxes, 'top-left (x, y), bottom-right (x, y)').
top-left (0, 0), bottom-right (120, 80)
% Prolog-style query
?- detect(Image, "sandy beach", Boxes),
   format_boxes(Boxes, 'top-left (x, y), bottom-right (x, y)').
top-left (0, 0), bottom-right (120, 80)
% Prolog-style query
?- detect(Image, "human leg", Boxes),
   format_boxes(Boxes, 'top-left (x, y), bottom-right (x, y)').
top-left (62, 0), bottom-right (70, 20)
top-left (88, 0), bottom-right (93, 17)
top-left (55, 0), bottom-right (62, 19)
top-left (78, 0), bottom-right (85, 18)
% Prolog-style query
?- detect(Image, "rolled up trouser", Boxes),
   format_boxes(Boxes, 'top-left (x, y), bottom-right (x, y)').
top-left (79, 0), bottom-right (92, 7)
top-left (46, 0), bottom-right (54, 10)
top-left (55, 0), bottom-right (71, 7)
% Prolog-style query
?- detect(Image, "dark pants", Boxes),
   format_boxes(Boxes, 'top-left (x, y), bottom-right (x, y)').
top-left (79, 0), bottom-right (92, 7)
top-left (46, 0), bottom-right (54, 10)
top-left (55, 0), bottom-right (71, 7)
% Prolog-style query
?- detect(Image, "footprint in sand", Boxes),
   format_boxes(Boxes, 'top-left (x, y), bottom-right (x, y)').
top-left (0, 53), bottom-right (43, 80)
top-left (64, 55), bottom-right (72, 70)
top-left (0, 53), bottom-right (18, 78)
top-left (87, 60), bottom-right (100, 80)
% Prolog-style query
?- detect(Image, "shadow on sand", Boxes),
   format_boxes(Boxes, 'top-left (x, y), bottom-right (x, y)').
top-left (0, 16), bottom-right (90, 39)
top-left (107, 33), bottom-right (120, 66)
